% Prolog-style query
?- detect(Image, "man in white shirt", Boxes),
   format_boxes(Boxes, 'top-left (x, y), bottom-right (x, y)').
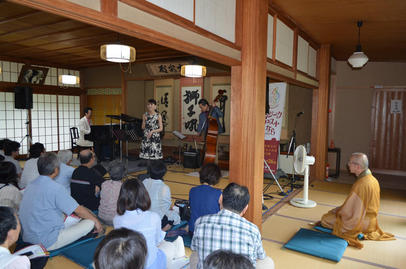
top-left (77, 107), bottom-right (93, 147)
top-left (19, 143), bottom-right (45, 189)
top-left (0, 206), bottom-right (30, 269)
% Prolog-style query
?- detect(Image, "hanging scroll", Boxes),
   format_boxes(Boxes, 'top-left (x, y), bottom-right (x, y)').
top-left (181, 85), bottom-right (202, 135)
top-left (155, 85), bottom-right (173, 131)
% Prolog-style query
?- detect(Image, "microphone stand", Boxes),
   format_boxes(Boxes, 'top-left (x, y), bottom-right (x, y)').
top-left (19, 110), bottom-right (32, 153)
top-left (287, 112), bottom-right (303, 191)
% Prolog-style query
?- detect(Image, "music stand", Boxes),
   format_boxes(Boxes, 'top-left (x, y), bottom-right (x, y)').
top-left (172, 131), bottom-right (186, 166)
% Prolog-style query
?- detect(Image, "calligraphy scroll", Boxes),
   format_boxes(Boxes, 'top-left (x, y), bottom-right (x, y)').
top-left (212, 84), bottom-right (230, 135)
top-left (181, 86), bottom-right (202, 135)
top-left (264, 82), bottom-right (287, 172)
top-left (155, 85), bottom-right (173, 131)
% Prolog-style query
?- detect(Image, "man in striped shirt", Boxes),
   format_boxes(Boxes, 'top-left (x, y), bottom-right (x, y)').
top-left (191, 183), bottom-right (274, 269)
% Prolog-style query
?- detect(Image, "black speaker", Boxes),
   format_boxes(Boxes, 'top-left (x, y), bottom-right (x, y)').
top-left (14, 86), bottom-right (33, 109)
top-left (183, 151), bottom-right (200, 168)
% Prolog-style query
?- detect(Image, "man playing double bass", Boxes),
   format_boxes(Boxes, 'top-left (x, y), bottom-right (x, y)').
top-left (197, 99), bottom-right (224, 135)
top-left (197, 99), bottom-right (224, 164)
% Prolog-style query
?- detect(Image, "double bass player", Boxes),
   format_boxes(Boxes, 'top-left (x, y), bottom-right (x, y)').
top-left (197, 99), bottom-right (224, 164)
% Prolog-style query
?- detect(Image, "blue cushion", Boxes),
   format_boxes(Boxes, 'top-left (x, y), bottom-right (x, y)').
top-left (284, 228), bottom-right (348, 262)
top-left (314, 225), bottom-right (364, 240)
top-left (49, 237), bottom-right (95, 257)
top-left (61, 236), bottom-right (105, 269)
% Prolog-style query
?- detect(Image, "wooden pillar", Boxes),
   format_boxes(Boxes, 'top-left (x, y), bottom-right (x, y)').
top-left (229, 0), bottom-right (267, 228)
top-left (310, 44), bottom-right (330, 180)
top-left (101, 0), bottom-right (118, 17)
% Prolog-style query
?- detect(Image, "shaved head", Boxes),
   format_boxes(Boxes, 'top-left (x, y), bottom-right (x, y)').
top-left (351, 152), bottom-right (369, 170)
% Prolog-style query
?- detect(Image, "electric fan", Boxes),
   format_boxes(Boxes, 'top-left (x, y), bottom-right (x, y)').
top-left (290, 145), bottom-right (317, 208)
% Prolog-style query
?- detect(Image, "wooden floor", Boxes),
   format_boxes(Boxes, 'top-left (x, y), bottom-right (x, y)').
top-left (45, 166), bottom-right (406, 269)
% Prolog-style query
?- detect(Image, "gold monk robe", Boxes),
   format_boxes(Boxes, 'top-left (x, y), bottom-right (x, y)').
top-left (321, 169), bottom-right (395, 248)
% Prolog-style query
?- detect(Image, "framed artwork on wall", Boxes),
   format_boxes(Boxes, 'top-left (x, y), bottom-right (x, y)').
top-left (18, 65), bottom-right (48, 85)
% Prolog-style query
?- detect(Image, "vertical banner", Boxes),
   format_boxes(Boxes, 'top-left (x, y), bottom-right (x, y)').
top-left (212, 84), bottom-right (231, 135)
top-left (155, 85), bottom-right (173, 131)
top-left (181, 86), bottom-right (202, 135)
top-left (264, 82), bottom-right (287, 172)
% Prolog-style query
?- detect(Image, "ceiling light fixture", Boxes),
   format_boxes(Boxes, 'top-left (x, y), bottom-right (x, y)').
top-left (348, 21), bottom-right (369, 68)
top-left (58, 74), bottom-right (80, 85)
top-left (181, 65), bottom-right (207, 78)
top-left (100, 44), bottom-right (136, 63)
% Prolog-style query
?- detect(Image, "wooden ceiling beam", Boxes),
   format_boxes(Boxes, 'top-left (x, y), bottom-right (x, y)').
top-left (0, 18), bottom-right (70, 38)
top-left (0, 10), bottom-right (42, 25)
top-left (0, 33), bottom-right (112, 54)
top-left (5, 25), bottom-right (93, 45)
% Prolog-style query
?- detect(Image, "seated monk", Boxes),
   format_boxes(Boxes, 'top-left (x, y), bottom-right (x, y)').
top-left (320, 152), bottom-right (395, 248)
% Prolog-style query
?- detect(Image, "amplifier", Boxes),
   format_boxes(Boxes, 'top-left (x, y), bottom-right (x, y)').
top-left (183, 151), bottom-right (200, 168)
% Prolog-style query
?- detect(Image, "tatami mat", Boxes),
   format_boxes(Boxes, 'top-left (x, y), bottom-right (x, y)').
top-left (261, 181), bottom-right (406, 269)
top-left (43, 170), bottom-right (406, 268)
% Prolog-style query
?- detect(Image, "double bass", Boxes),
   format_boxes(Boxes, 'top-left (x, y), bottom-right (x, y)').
top-left (202, 93), bottom-right (225, 164)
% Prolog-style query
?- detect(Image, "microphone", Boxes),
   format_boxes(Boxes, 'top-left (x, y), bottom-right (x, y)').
top-left (296, 111), bottom-right (304, 117)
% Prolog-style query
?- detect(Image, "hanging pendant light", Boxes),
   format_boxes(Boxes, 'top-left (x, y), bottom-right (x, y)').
top-left (348, 21), bottom-right (369, 68)
top-left (100, 44), bottom-right (136, 63)
top-left (181, 65), bottom-right (207, 78)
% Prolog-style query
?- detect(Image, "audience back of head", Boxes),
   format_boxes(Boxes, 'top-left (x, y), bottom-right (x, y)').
top-left (37, 152), bottom-right (59, 176)
top-left (149, 160), bottom-right (167, 180)
top-left (117, 179), bottom-right (151, 215)
top-left (0, 206), bottom-right (17, 245)
top-left (29, 143), bottom-right (45, 159)
top-left (94, 228), bottom-right (147, 269)
top-left (57, 150), bottom-right (73, 164)
top-left (109, 162), bottom-right (126, 181)
top-left (4, 141), bottom-right (20, 156)
top-left (203, 250), bottom-right (254, 269)
top-left (222, 183), bottom-right (250, 213)
top-left (199, 163), bottom-right (221, 185)
top-left (0, 162), bottom-right (18, 187)
top-left (0, 139), bottom-right (11, 151)
top-left (79, 150), bottom-right (93, 165)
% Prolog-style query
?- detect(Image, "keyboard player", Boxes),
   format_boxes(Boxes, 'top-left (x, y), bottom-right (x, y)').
top-left (78, 107), bottom-right (94, 148)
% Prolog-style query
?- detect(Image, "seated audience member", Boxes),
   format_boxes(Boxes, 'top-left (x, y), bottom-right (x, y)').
top-left (203, 250), bottom-right (254, 269)
top-left (0, 206), bottom-right (30, 268)
top-left (114, 179), bottom-right (185, 269)
top-left (0, 162), bottom-right (22, 211)
top-left (19, 143), bottom-right (45, 189)
top-left (143, 160), bottom-right (180, 230)
top-left (55, 150), bottom-right (75, 193)
top-left (71, 150), bottom-right (104, 211)
top-left (189, 163), bottom-right (222, 234)
top-left (98, 162), bottom-right (125, 225)
top-left (191, 183), bottom-right (274, 269)
top-left (320, 152), bottom-right (395, 248)
top-left (94, 228), bottom-right (147, 269)
top-left (0, 139), bottom-right (11, 158)
top-left (19, 152), bottom-right (103, 250)
top-left (3, 141), bottom-right (22, 178)
top-left (137, 161), bottom-right (152, 182)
